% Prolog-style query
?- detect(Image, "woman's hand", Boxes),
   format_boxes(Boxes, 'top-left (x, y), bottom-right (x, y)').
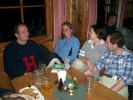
top-left (84, 69), bottom-right (93, 77)
top-left (82, 57), bottom-right (94, 70)
top-left (82, 57), bottom-right (97, 78)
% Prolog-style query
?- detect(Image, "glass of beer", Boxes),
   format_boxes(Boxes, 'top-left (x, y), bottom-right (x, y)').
top-left (41, 77), bottom-right (53, 96)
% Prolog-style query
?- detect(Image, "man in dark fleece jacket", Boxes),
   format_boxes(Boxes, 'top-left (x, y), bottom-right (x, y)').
top-left (4, 23), bottom-right (49, 79)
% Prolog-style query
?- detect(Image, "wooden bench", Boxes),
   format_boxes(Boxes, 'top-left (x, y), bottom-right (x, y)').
top-left (0, 36), bottom-right (53, 89)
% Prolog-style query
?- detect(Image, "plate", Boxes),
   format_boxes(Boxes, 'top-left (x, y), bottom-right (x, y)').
top-left (2, 94), bottom-right (35, 100)
top-left (19, 85), bottom-right (45, 100)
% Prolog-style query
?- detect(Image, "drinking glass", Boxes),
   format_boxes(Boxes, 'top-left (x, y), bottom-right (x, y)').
top-left (87, 78), bottom-right (92, 94)
top-left (41, 77), bottom-right (53, 96)
top-left (64, 58), bottom-right (70, 70)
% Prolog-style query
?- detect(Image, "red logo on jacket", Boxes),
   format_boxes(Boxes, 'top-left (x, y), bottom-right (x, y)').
top-left (22, 55), bottom-right (37, 72)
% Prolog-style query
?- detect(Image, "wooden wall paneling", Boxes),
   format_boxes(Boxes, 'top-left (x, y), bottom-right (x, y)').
top-left (87, 0), bottom-right (97, 38)
top-left (77, 0), bottom-right (84, 43)
top-left (79, 0), bottom-right (89, 44)
top-left (72, 0), bottom-right (79, 37)
top-left (71, 0), bottom-right (88, 45)
top-left (52, 0), bottom-right (67, 47)
top-left (45, 0), bottom-right (53, 39)
top-left (71, 0), bottom-right (97, 46)
top-left (66, 0), bottom-right (73, 22)
top-left (84, 0), bottom-right (90, 40)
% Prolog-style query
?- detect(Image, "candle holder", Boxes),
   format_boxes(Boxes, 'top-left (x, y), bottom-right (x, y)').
top-left (62, 76), bottom-right (78, 96)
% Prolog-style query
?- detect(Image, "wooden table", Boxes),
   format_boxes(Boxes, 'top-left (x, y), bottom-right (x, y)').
top-left (11, 68), bottom-right (127, 100)
top-left (87, 80), bottom-right (128, 100)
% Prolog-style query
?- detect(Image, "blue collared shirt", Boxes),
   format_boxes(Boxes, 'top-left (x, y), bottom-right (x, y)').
top-left (54, 36), bottom-right (80, 63)
top-left (96, 49), bottom-right (133, 85)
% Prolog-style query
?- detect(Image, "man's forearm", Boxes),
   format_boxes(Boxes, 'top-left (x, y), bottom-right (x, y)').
top-left (111, 80), bottom-right (125, 92)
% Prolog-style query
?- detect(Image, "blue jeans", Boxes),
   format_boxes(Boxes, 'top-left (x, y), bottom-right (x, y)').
top-left (0, 88), bottom-right (14, 96)
top-left (128, 85), bottom-right (133, 100)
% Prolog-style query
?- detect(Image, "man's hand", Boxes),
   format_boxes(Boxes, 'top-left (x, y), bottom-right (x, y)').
top-left (111, 80), bottom-right (125, 92)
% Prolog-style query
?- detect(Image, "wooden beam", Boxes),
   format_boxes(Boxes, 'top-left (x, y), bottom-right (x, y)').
top-left (0, 6), bottom-right (20, 9)
top-left (0, 5), bottom-right (43, 9)
top-left (20, 0), bottom-right (24, 23)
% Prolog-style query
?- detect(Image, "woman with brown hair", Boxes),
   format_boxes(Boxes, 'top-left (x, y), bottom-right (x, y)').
top-left (72, 24), bottom-right (107, 72)
top-left (54, 21), bottom-right (80, 63)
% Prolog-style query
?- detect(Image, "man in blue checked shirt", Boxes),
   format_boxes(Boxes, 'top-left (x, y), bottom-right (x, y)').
top-left (84, 31), bottom-right (133, 98)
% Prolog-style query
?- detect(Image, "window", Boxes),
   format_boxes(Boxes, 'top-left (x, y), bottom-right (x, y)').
top-left (128, 0), bottom-right (133, 18)
top-left (97, 0), bottom-right (119, 25)
top-left (0, 0), bottom-right (46, 42)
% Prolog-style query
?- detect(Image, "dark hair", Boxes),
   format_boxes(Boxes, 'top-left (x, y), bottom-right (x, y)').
top-left (108, 31), bottom-right (124, 48)
top-left (90, 24), bottom-right (105, 40)
top-left (61, 21), bottom-right (73, 38)
top-left (62, 21), bottom-right (73, 30)
top-left (14, 23), bottom-right (28, 34)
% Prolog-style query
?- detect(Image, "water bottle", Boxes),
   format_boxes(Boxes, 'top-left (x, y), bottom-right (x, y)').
top-left (58, 78), bottom-right (64, 91)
